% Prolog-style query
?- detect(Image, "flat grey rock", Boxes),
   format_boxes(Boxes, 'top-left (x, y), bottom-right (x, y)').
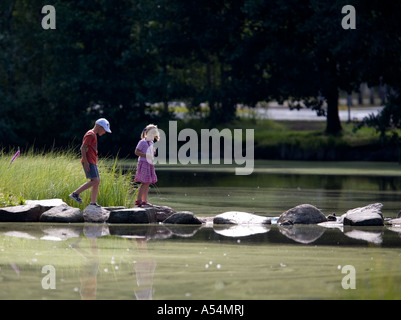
top-left (341, 203), bottom-right (384, 226)
top-left (0, 204), bottom-right (44, 222)
top-left (39, 204), bottom-right (83, 223)
top-left (163, 211), bottom-right (202, 225)
top-left (213, 211), bottom-right (271, 225)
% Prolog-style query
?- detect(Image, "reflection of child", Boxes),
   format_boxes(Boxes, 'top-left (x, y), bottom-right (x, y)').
top-left (134, 124), bottom-right (159, 207)
top-left (133, 238), bottom-right (157, 300)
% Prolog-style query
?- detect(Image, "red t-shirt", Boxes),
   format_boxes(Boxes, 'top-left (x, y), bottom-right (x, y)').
top-left (81, 129), bottom-right (98, 165)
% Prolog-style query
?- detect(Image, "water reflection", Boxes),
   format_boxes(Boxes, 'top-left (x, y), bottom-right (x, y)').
top-left (71, 225), bottom-right (158, 300)
top-left (153, 168), bottom-right (401, 220)
top-left (70, 236), bottom-right (99, 300)
top-left (214, 224), bottom-right (271, 238)
top-left (344, 228), bottom-right (383, 245)
top-left (1, 222), bottom-right (401, 300)
top-left (2, 222), bottom-right (401, 247)
top-left (278, 225), bottom-right (326, 244)
top-left (132, 238), bottom-right (157, 300)
top-left (157, 170), bottom-right (401, 192)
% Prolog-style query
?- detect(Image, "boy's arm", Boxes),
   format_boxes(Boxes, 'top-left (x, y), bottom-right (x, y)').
top-left (81, 143), bottom-right (89, 171)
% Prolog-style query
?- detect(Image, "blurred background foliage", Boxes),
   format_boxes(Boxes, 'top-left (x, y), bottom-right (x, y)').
top-left (1, 0), bottom-right (401, 157)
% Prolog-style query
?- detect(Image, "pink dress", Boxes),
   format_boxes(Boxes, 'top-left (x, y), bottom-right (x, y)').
top-left (134, 139), bottom-right (158, 184)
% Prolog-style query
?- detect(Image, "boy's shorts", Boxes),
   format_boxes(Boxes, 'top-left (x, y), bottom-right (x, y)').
top-left (83, 163), bottom-right (100, 179)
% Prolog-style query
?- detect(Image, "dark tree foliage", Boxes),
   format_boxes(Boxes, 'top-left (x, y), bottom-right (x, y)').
top-left (243, 0), bottom-right (401, 134)
top-left (1, 0), bottom-right (400, 154)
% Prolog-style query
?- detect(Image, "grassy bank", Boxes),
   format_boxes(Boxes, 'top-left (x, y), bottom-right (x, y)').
top-left (253, 120), bottom-right (379, 148)
top-left (0, 149), bottom-right (136, 208)
top-left (175, 118), bottom-right (398, 161)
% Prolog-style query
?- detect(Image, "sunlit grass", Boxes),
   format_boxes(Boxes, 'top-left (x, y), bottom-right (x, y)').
top-left (0, 148), bottom-right (136, 208)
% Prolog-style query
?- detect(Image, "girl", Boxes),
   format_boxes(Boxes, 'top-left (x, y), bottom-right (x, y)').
top-left (134, 124), bottom-right (160, 207)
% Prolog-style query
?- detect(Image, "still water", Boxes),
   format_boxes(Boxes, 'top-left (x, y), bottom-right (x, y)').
top-left (1, 163), bottom-right (401, 300)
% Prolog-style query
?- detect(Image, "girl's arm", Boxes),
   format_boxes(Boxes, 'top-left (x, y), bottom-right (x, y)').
top-left (135, 148), bottom-right (147, 158)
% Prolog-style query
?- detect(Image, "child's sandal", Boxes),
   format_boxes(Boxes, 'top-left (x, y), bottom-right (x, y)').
top-left (135, 200), bottom-right (142, 207)
top-left (141, 201), bottom-right (152, 207)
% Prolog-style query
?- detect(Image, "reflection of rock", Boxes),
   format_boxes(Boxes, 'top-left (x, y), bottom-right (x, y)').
top-left (41, 226), bottom-right (81, 240)
top-left (278, 225), bottom-right (325, 244)
top-left (344, 228), bottom-right (383, 244)
top-left (388, 226), bottom-right (401, 236)
top-left (278, 204), bottom-right (327, 225)
top-left (214, 224), bottom-right (271, 238)
top-left (3, 231), bottom-right (36, 239)
top-left (165, 225), bottom-right (201, 238)
top-left (40, 204), bottom-right (83, 223)
top-left (83, 224), bottom-right (110, 238)
top-left (214, 211), bottom-right (271, 225)
top-left (83, 205), bottom-right (110, 223)
top-left (341, 203), bottom-right (384, 226)
top-left (109, 225), bottom-right (173, 240)
top-left (163, 211), bottom-right (202, 225)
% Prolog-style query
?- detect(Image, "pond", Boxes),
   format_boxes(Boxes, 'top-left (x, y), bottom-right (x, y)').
top-left (153, 161), bottom-right (401, 218)
top-left (1, 161), bottom-right (401, 300)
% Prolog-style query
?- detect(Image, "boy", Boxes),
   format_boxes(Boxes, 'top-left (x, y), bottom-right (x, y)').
top-left (69, 118), bottom-right (111, 206)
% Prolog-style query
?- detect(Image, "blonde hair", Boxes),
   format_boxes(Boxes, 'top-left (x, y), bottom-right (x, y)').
top-left (141, 124), bottom-right (160, 141)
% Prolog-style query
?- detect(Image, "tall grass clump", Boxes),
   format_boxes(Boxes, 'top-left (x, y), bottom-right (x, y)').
top-left (0, 148), bottom-right (136, 208)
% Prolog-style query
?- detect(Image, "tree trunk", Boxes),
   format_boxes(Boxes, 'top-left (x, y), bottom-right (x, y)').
top-left (370, 87), bottom-right (375, 105)
top-left (325, 89), bottom-right (342, 134)
top-left (206, 57), bottom-right (216, 116)
top-left (358, 83), bottom-right (363, 105)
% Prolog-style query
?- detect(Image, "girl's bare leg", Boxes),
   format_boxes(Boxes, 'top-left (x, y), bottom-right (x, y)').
top-left (137, 183), bottom-right (150, 203)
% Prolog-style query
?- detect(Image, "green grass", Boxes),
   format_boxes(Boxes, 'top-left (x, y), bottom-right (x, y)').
top-left (240, 119), bottom-right (380, 149)
top-left (178, 117), bottom-right (381, 145)
top-left (0, 148), bottom-right (136, 208)
top-left (0, 191), bottom-right (25, 207)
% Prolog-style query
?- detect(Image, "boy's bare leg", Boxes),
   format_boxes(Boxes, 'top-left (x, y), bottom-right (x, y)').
top-left (90, 178), bottom-right (100, 204)
top-left (74, 178), bottom-right (100, 203)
